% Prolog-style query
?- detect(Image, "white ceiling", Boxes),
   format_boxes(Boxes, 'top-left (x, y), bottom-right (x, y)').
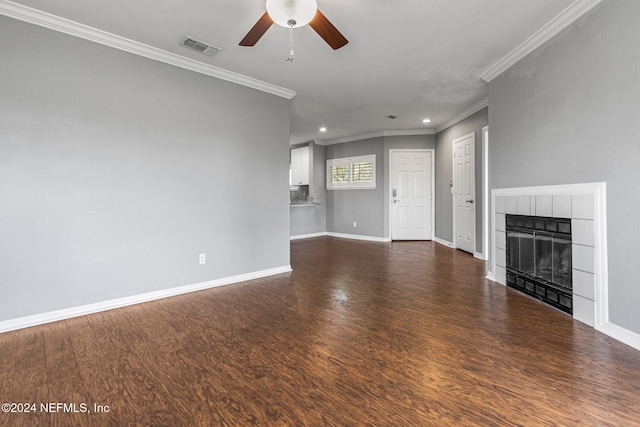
top-left (5, 0), bottom-right (579, 144)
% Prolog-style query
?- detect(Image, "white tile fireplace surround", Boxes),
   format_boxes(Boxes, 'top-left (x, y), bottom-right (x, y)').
top-left (491, 183), bottom-right (607, 328)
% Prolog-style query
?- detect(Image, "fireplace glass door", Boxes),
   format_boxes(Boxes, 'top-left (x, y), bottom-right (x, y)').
top-left (505, 215), bottom-right (572, 314)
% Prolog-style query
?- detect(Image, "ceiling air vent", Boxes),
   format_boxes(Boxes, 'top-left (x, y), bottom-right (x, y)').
top-left (179, 37), bottom-right (221, 56)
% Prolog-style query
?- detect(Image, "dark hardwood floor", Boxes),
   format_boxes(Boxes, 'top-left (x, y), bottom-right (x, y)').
top-left (1, 237), bottom-right (639, 426)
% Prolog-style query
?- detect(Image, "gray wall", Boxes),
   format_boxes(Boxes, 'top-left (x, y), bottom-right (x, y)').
top-left (435, 108), bottom-right (488, 252)
top-left (309, 142), bottom-right (327, 206)
top-left (326, 137), bottom-right (386, 237)
top-left (290, 205), bottom-right (326, 236)
top-left (488, 0), bottom-right (640, 334)
top-left (0, 17), bottom-right (291, 322)
top-left (325, 134), bottom-right (435, 239)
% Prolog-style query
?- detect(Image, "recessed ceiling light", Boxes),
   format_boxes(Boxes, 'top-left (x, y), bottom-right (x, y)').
top-left (422, 118), bottom-right (431, 124)
top-left (319, 127), bottom-right (327, 132)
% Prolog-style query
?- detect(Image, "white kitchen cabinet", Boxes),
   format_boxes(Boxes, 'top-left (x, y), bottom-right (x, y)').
top-left (290, 146), bottom-right (309, 186)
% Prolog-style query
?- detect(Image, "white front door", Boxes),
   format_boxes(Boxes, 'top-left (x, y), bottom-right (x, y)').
top-left (453, 133), bottom-right (476, 253)
top-left (391, 150), bottom-right (433, 240)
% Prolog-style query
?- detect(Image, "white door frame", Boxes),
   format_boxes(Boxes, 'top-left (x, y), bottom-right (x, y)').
top-left (451, 132), bottom-right (476, 253)
top-left (388, 149), bottom-right (435, 240)
top-left (481, 126), bottom-right (489, 261)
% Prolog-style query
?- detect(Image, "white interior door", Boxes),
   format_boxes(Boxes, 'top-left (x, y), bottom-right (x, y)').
top-left (453, 133), bottom-right (475, 253)
top-left (391, 150), bottom-right (433, 240)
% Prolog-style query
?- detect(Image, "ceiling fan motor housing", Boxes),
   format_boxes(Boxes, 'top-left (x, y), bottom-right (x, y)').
top-left (240, 0), bottom-right (347, 50)
top-left (266, 0), bottom-right (318, 28)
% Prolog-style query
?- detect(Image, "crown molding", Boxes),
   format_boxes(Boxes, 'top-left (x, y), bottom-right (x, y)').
top-left (383, 129), bottom-right (436, 137)
top-left (480, 0), bottom-right (603, 82)
top-left (315, 129), bottom-right (435, 146)
top-left (434, 97), bottom-right (488, 134)
top-left (0, 0), bottom-right (296, 99)
top-left (315, 96), bottom-right (487, 145)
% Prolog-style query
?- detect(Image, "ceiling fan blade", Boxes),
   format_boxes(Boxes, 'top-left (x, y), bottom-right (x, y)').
top-left (309, 9), bottom-right (348, 50)
top-left (239, 12), bottom-right (274, 46)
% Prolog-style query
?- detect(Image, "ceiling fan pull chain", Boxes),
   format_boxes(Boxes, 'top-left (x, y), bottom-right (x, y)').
top-left (287, 27), bottom-right (294, 61)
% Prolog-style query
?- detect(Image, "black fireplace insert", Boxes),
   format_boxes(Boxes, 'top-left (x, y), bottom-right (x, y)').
top-left (505, 215), bottom-right (573, 314)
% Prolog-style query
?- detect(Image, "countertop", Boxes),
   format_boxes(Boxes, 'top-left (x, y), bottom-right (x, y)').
top-left (290, 202), bottom-right (322, 207)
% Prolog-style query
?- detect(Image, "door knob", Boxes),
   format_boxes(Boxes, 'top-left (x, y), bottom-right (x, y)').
top-left (466, 200), bottom-right (474, 203)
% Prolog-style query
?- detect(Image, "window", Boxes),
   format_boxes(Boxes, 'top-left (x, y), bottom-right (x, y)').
top-left (329, 163), bottom-right (349, 184)
top-left (327, 154), bottom-right (376, 190)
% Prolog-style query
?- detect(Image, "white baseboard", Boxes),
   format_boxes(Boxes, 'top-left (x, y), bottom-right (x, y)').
top-left (474, 251), bottom-right (487, 260)
top-left (0, 265), bottom-right (292, 334)
top-left (326, 232), bottom-right (391, 243)
top-left (486, 272), bottom-right (496, 281)
top-left (294, 232), bottom-right (447, 244)
top-left (597, 322), bottom-right (640, 352)
top-left (291, 232), bottom-right (391, 242)
top-left (290, 232), bottom-right (328, 240)
top-left (433, 237), bottom-right (454, 248)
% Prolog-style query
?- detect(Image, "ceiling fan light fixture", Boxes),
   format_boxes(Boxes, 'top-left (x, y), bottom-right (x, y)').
top-left (266, 0), bottom-right (318, 28)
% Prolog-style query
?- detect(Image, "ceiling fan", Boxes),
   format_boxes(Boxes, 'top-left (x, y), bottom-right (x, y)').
top-left (239, 0), bottom-right (348, 50)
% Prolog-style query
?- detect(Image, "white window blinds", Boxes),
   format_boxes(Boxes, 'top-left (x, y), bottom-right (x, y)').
top-left (327, 155), bottom-right (376, 190)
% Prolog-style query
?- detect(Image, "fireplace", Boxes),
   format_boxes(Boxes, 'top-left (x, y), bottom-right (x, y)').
top-left (505, 215), bottom-right (572, 314)
top-left (491, 183), bottom-right (607, 327)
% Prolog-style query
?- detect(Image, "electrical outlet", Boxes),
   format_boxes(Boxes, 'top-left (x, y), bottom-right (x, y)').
top-left (199, 253), bottom-right (206, 264)
top-left (353, 221), bottom-right (357, 228)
